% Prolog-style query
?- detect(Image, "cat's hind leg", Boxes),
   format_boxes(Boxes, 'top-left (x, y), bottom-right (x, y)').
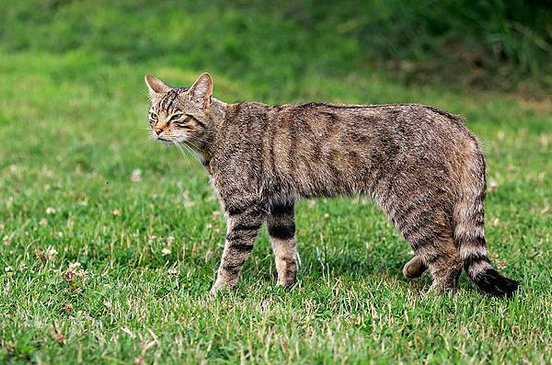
top-left (267, 201), bottom-right (298, 288)
top-left (402, 255), bottom-right (427, 279)
top-left (400, 212), bottom-right (462, 293)
top-left (423, 236), bottom-right (462, 293)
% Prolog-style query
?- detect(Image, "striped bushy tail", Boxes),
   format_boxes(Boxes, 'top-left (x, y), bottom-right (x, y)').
top-left (454, 148), bottom-right (519, 298)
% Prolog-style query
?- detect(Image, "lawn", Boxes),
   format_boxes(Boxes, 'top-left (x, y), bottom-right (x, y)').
top-left (0, 1), bottom-right (551, 364)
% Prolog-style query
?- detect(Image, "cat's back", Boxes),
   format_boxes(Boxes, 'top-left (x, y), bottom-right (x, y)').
top-left (218, 100), bottom-right (479, 199)
top-left (227, 100), bottom-right (469, 140)
top-left (274, 101), bottom-right (461, 126)
top-left (268, 101), bottom-right (473, 149)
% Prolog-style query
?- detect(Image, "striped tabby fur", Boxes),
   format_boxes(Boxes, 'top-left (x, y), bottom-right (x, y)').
top-left (144, 73), bottom-right (518, 297)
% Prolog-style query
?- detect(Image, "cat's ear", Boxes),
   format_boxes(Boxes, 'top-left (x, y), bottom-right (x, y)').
top-left (144, 75), bottom-right (170, 99)
top-left (189, 73), bottom-right (213, 108)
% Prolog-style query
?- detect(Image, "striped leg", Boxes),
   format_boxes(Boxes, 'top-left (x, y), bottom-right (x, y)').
top-left (210, 205), bottom-right (265, 295)
top-left (399, 210), bottom-right (462, 293)
top-left (267, 202), bottom-right (298, 288)
top-left (422, 236), bottom-right (462, 292)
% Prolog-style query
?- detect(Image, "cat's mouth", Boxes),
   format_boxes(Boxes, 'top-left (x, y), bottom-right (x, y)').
top-left (152, 133), bottom-right (172, 142)
top-left (156, 135), bottom-right (187, 145)
top-left (156, 137), bottom-right (177, 145)
top-left (151, 129), bottom-right (186, 144)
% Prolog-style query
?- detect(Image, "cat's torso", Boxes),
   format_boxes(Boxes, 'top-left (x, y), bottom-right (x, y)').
top-left (209, 102), bottom-right (473, 216)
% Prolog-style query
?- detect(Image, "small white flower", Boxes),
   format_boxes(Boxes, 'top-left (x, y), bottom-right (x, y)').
top-left (488, 179), bottom-right (498, 193)
top-left (46, 207), bottom-right (56, 215)
top-left (130, 169), bottom-right (142, 183)
top-left (46, 246), bottom-right (58, 260)
top-left (39, 218), bottom-right (48, 226)
top-left (112, 209), bottom-right (121, 217)
top-left (6, 196), bottom-right (14, 208)
top-left (68, 262), bottom-right (81, 270)
top-left (182, 191), bottom-right (196, 208)
top-left (161, 248), bottom-right (171, 256)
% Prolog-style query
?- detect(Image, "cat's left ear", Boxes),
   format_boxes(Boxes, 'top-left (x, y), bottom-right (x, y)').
top-left (189, 73), bottom-right (213, 109)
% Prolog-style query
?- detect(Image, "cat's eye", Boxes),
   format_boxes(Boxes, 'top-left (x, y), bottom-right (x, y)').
top-left (148, 112), bottom-right (158, 124)
top-left (168, 112), bottom-right (184, 122)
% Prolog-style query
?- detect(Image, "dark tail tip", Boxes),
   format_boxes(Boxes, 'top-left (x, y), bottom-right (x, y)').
top-left (473, 269), bottom-right (519, 298)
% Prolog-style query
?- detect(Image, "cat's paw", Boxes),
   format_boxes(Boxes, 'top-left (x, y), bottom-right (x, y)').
top-left (209, 280), bottom-right (235, 296)
top-left (209, 286), bottom-right (220, 297)
top-left (427, 282), bottom-right (457, 297)
top-left (209, 283), bottom-right (225, 296)
top-left (402, 256), bottom-right (428, 279)
top-left (276, 276), bottom-right (297, 290)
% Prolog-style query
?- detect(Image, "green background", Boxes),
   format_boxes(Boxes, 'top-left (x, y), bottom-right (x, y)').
top-left (1, 1), bottom-right (550, 363)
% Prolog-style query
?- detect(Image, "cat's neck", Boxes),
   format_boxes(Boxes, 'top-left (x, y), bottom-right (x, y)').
top-left (209, 98), bottom-right (228, 126)
top-left (191, 98), bottom-right (227, 168)
top-left (197, 99), bottom-right (272, 171)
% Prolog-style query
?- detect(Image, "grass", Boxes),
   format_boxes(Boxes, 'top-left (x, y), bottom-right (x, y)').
top-left (1, 1), bottom-right (551, 364)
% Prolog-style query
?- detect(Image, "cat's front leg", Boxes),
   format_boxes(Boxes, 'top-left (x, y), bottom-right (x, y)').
top-left (210, 204), bottom-right (266, 295)
top-left (267, 201), bottom-right (298, 288)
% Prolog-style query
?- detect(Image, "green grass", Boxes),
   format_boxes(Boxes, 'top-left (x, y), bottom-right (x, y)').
top-left (1, 1), bottom-right (551, 364)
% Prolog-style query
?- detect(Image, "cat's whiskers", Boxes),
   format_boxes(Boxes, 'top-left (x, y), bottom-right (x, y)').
top-left (184, 136), bottom-right (202, 153)
top-left (163, 130), bottom-right (196, 156)
top-left (178, 141), bottom-right (202, 165)
top-left (172, 141), bottom-right (194, 167)
top-left (183, 138), bottom-right (207, 163)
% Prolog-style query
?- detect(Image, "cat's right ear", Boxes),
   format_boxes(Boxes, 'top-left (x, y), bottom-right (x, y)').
top-left (144, 75), bottom-right (170, 99)
top-left (188, 73), bottom-right (213, 109)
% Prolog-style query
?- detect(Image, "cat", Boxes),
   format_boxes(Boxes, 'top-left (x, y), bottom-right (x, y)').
top-left (144, 72), bottom-right (519, 297)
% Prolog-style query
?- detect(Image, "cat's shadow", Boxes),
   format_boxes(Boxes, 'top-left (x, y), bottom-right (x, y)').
top-left (246, 241), bottom-right (426, 286)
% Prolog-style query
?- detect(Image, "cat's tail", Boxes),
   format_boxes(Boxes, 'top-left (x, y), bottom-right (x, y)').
top-left (453, 141), bottom-right (519, 298)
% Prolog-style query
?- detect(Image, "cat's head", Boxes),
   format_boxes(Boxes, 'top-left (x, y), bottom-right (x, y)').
top-left (144, 73), bottom-right (214, 146)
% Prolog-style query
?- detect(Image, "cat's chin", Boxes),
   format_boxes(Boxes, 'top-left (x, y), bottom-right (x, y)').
top-left (156, 136), bottom-right (188, 145)
top-left (156, 137), bottom-right (172, 143)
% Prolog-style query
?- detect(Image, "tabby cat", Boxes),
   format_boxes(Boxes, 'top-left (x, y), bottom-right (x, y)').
top-left (144, 73), bottom-right (519, 297)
